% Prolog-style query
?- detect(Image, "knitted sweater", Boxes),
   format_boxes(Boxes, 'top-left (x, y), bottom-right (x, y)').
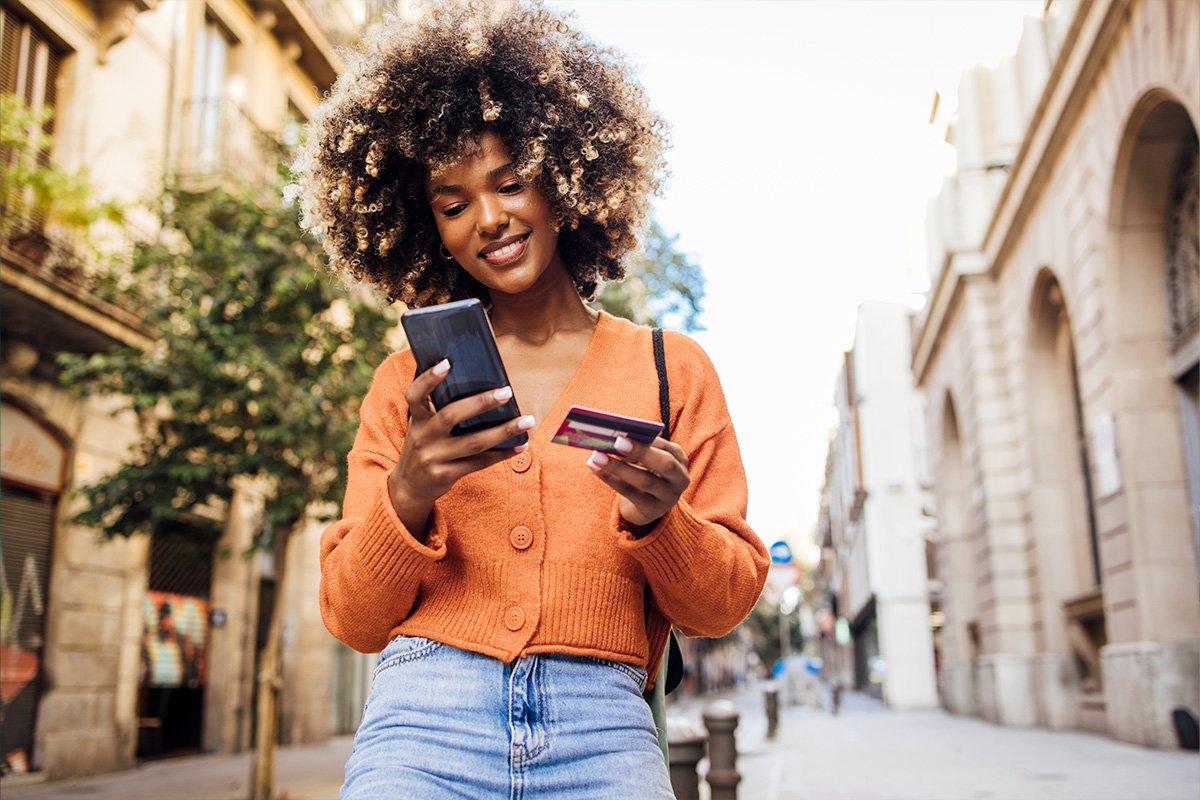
top-left (319, 312), bottom-right (769, 681)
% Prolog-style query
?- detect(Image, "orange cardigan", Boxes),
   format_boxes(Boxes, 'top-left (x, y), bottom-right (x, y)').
top-left (319, 312), bottom-right (768, 682)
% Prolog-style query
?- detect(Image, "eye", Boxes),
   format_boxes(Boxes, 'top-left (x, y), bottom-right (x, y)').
top-left (442, 203), bottom-right (467, 218)
top-left (498, 181), bottom-right (524, 194)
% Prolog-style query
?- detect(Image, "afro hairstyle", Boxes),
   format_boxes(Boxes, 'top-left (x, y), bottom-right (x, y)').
top-left (295, 0), bottom-right (670, 306)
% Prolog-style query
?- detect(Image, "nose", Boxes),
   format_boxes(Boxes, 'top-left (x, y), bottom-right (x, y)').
top-left (475, 194), bottom-right (509, 235)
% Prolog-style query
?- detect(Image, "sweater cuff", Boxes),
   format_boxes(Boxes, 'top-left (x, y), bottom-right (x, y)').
top-left (353, 473), bottom-right (447, 587)
top-left (612, 498), bottom-right (706, 586)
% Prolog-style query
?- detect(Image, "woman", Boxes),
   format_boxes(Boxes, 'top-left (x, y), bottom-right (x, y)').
top-left (298, 2), bottom-right (768, 796)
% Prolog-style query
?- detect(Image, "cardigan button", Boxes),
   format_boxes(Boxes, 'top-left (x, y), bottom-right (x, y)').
top-left (510, 451), bottom-right (532, 473)
top-left (510, 525), bottom-right (533, 550)
top-left (504, 606), bottom-right (526, 631)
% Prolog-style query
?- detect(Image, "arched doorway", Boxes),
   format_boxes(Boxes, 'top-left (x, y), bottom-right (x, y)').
top-left (936, 395), bottom-right (980, 716)
top-left (1164, 124), bottom-right (1199, 568)
top-left (1025, 271), bottom-right (1106, 729)
top-left (0, 400), bottom-right (67, 774)
top-left (1102, 94), bottom-right (1200, 746)
top-left (1107, 96), bottom-right (1200, 640)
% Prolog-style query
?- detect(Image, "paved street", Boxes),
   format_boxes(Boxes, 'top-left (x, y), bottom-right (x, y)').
top-left (5, 684), bottom-right (1197, 799)
top-left (670, 683), bottom-right (1199, 800)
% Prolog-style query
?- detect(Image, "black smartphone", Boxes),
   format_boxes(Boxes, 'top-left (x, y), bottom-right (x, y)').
top-left (400, 298), bottom-right (527, 450)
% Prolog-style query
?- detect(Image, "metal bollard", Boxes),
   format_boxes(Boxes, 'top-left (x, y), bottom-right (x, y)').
top-left (764, 682), bottom-right (779, 739)
top-left (703, 699), bottom-right (740, 799)
top-left (667, 717), bottom-right (705, 800)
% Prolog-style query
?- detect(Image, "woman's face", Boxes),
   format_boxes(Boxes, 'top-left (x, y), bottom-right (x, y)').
top-left (426, 130), bottom-right (566, 298)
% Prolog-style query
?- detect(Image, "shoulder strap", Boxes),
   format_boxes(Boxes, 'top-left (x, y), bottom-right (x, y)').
top-left (652, 328), bottom-right (670, 440)
top-left (649, 333), bottom-right (680, 691)
top-left (647, 326), bottom-right (672, 758)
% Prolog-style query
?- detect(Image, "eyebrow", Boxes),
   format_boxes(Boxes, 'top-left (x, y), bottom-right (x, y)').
top-left (428, 162), bottom-right (516, 197)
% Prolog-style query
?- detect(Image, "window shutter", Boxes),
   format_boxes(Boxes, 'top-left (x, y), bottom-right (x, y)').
top-left (0, 8), bottom-right (20, 95)
top-left (43, 40), bottom-right (58, 110)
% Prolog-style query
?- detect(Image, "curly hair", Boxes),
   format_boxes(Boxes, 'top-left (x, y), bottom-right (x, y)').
top-left (295, 0), bottom-right (669, 306)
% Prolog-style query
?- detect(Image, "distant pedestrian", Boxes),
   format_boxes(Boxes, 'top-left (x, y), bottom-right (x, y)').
top-left (296, 1), bottom-right (768, 797)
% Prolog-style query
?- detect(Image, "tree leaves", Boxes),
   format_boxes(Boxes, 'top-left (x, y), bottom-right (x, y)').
top-left (58, 180), bottom-right (396, 551)
top-left (594, 220), bottom-right (706, 332)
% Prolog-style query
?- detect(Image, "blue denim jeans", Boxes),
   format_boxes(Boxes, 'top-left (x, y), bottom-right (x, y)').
top-left (342, 636), bottom-right (675, 799)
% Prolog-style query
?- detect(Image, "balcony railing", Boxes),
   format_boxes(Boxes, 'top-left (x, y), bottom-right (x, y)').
top-left (0, 211), bottom-right (159, 346)
top-left (178, 98), bottom-right (281, 195)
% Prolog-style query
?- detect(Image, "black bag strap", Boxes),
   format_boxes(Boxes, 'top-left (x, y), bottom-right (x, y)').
top-left (649, 327), bottom-right (684, 697)
top-left (652, 327), bottom-right (669, 438)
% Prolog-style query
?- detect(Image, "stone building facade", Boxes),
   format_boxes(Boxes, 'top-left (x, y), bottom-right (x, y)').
top-left (916, 0), bottom-right (1199, 747)
top-left (818, 302), bottom-right (939, 710)
top-left (1, 0), bottom-right (377, 780)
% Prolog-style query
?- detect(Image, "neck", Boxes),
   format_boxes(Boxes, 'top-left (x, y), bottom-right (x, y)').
top-left (487, 265), bottom-right (598, 342)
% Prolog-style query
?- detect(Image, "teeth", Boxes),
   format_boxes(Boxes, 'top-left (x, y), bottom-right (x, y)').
top-left (485, 239), bottom-right (524, 260)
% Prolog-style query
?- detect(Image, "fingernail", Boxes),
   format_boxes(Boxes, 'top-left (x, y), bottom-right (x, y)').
top-left (493, 386), bottom-right (513, 402)
top-left (433, 359), bottom-right (450, 376)
top-left (613, 436), bottom-right (633, 454)
top-left (588, 451), bottom-right (609, 468)
top-left (516, 415), bottom-right (536, 431)
top-left (513, 443), bottom-right (530, 453)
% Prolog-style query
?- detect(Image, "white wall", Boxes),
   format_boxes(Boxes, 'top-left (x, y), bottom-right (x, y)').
top-left (854, 302), bottom-right (938, 709)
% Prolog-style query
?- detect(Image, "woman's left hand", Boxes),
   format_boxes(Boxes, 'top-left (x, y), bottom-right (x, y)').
top-left (587, 435), bottom-right (690, 529)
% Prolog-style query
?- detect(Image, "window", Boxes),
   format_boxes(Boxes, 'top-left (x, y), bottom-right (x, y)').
top-left (0, 5), bottom-right (62, 120)
top-left (190, 14), bottom-right (238, 172)
top-left (1, 6), bottom-right (67, 234)
top-left (192, 14), bottom-right (237, 102)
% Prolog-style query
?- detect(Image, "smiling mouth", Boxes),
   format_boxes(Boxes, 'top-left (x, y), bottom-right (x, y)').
top-left (479, 233), bottom-right (529, 266)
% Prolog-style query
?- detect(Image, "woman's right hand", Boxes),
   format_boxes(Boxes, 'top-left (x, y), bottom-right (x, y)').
top-left (388, 358), bottom-right (535, 537)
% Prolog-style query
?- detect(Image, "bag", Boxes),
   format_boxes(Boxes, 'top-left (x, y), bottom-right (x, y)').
top-left (1173, 707), bottom-right (1199, 750)
top-left (644, 327), bottom-right (683, 763)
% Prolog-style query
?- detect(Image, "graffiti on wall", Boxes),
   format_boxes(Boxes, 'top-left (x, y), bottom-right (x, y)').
top-left (1, 551), bottom-right (45, 773)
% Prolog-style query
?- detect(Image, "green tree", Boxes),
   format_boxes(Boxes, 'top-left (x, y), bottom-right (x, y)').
top-left (58, 179), bottom-right (395, 800)
top-left (742, 595), bottom-right (803, 671)
top-left (60, 183), bottom-right (394, 546)
top-left (594, 220), bottom-right (705, 332)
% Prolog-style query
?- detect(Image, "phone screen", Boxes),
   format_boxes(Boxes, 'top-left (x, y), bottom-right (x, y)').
top-left (401, 299), bottom-right (526, 449)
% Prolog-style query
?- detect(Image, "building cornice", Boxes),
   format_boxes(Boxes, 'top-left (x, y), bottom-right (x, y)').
top-left (982, 0), bottom-right (1132, 273)
top-left (7, 0), bottom-right (96, 53)
top-left (913, 0), bottom-right (1134, 382)
top-left (912, 250), bottom-right (988, 384)
top-left (262, 0), bottom-right (348, 92)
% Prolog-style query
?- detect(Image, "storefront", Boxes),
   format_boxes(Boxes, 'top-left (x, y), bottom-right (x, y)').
top-left (0, 401), bottom-right (66, 774)
top-left (137, 529), bottom-right (216, 758)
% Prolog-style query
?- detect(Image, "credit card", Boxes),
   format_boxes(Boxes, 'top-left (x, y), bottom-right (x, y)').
top-left (551, 405), bottom-right (664, 454)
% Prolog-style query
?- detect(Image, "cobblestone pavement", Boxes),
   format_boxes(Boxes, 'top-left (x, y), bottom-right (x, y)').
top-left (4, 683), bottom-right (1197, 799)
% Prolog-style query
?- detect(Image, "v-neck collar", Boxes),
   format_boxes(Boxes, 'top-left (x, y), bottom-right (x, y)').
top-left (528, 310), bottom-right (611, 448)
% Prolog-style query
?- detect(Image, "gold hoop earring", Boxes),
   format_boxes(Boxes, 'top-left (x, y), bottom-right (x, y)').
top-left (439, 243), bottom-right (454, 260)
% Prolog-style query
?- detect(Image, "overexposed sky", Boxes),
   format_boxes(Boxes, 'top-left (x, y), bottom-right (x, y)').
top-left (550, 0), bottom-right (1042, 552)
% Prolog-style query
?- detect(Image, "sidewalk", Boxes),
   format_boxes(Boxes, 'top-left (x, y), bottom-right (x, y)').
top-left (678, 683), bottom-right (1199, 800)
top-left (4, 685), bottom-right (1198, 800)
top-left (2, 738), bottom-right (353, 800)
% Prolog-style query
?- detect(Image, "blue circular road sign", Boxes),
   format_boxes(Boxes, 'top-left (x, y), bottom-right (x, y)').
top-left (769, 540), bottom-right (793, 564)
